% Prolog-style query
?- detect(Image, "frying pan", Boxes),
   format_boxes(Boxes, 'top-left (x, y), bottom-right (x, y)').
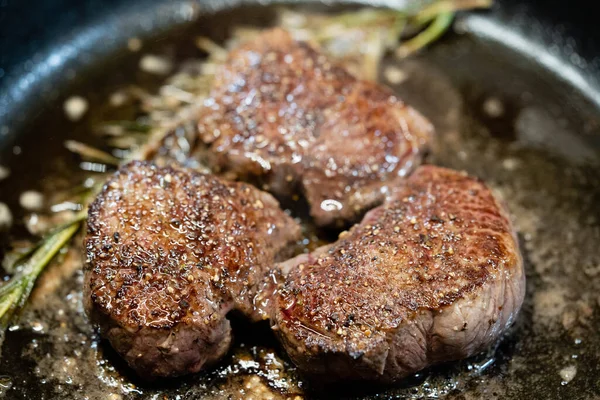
top-left (0, 0), bottom-right (599, 399)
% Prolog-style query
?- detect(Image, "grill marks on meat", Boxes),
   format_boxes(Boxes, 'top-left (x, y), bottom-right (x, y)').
top-left (84, 161), bottom-right (300, 377)
top-left (197, 29), bottom-right (433, 226)
top-left (272, 166), bottom-right (525, 382)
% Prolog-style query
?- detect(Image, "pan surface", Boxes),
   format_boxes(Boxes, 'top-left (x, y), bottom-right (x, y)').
top-left (0, 1), bottom-right (599, 399)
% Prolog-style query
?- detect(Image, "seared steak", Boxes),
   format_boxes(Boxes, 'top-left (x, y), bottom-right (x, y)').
top-left (272, 165), bottom-right (525, 382)
top-left (84, 161), bottom-right (300, 377)
top-left (197, 28), bottom-right (433, 227)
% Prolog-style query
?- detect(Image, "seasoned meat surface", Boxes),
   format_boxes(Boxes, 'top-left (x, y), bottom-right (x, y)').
top-left (84, 161), bottom-right (300, 377)
top-left (272, 165), bottom-right (525, 382)
top-left (198, 28), bottom-right (433, 226)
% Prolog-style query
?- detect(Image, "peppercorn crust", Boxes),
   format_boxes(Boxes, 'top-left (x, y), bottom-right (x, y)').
top-left (197, 28), bottom-right (433, 227)
top-left (273, 165), bottom-right (525, 382)
top-left (84, 161), bottom-right (300, 377)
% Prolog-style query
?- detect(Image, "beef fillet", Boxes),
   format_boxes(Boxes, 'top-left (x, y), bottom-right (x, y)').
top-left (272, 165), bottom-right (525, 383)
top-left (197, 28), bottom-right (433, 227)
top-left (84, 161), bottom-right (300, 377)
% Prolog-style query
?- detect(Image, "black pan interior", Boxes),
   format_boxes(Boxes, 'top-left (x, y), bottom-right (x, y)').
top-left (0, 1), bottom-right (599, 399)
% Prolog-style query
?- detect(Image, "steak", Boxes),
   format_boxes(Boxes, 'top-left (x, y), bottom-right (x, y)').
top-left (84, 161), bottom-right (301, 377)
top-left (197, 28), bottom-right (433, 227)
top-left (272, 165), bottom-right (525, 382)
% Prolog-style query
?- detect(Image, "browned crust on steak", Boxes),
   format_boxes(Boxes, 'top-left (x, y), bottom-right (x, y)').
top-left (197, 28), bottom-right (433, 226)
top-left (84, 161), bottom-right (300, 377)
top-left (272, 165), bottom-right (525, 382)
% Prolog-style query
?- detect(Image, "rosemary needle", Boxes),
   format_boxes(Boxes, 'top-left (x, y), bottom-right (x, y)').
top-left (65, 140), bottom-right (121, 166)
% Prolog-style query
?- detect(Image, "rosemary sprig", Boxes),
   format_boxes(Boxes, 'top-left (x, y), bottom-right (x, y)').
top-left (277, 0), bottom-right (492, 81)
top-left (410, 0), bottom-right (493, 25)
top-left (396, 11), bottom-right (455, 58)
top-left (396, 0), bottom-right (492, 57)
top-left (0, 213), bottom-right (86, 332)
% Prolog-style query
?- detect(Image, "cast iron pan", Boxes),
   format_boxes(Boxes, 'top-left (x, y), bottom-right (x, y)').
top-left (0, 0), bottom-right (599, 399)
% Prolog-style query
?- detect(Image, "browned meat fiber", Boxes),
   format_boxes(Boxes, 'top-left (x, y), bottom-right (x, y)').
top-left (84, 161), bottom-right (301, 377)
top-left (197, 28), bottom-right (433, 227)
top-left (272, 165), bottom-right (525, 383)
